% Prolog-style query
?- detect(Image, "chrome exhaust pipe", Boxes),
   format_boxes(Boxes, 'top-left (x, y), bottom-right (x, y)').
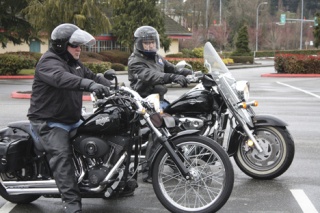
top-left (1, 180), bottom-right (59, 195)
top-left (2, 180), bottom-right (57, 188)
top-left (7, 188), bottom-right (59, 195)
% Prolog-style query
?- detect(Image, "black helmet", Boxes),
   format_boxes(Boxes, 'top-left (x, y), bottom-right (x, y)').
top-left (134, 26), bottom-right (160, 56)
top-left (50, 23), bottom-right (96, 54)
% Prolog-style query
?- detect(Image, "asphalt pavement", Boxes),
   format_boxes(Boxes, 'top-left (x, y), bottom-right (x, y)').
top-left (2, 58), bottom-right (320, 101)
top-left (1, 65), bottom-right (320, 212)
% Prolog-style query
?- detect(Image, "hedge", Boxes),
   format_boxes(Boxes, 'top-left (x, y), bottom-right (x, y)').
top-left (0, 54), bottom-right (37, 75)
top-left (274, 54), bottom-right (320, 74)
top-left (83, 62), bottom-right (112, 74)
top-left (166, 57), bottom-right (235, 73)
top-left (166, 58), bottom-right (205, 73)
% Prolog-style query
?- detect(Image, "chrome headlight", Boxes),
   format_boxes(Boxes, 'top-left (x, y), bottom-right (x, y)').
top-left (144, 93), bottom-right (161, 112)
top-left (235, 81), bottom-right (250, 101)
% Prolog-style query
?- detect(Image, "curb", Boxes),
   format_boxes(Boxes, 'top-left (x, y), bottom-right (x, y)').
top-left (261, 73), bottom-right (320, 77)
top-left (11, 91), bottom-right (92, 101)
top-left (0, 75), bottom-right (35, 79)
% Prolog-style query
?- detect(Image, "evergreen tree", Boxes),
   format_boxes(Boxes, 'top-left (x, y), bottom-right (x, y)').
top-left (232, 25), bottom-right (251, 56)
top-left (111, 0), bottom-right (171, 52)
top-left (270, 0), bottom-right (278, 16)
top-left (22, 0), bottom-right (111, 37)
top-left (0, 0), bottom-right (36, 48)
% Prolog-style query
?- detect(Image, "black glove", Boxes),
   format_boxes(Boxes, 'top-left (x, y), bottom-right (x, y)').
top-left (88, 82), bottom-right (110, 98)
top-left (178, 68), bottom-right (193, 76)
top-left (170, 74), bottom-right (190, 87)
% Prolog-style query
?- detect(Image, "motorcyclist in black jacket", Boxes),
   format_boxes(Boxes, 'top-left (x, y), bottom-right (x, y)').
top-left (27, 23), bottom-right (111, 213)
top-left (128, 26), bottom-right (192, 109)
top-left (128, 26), bottom-right (192, 183)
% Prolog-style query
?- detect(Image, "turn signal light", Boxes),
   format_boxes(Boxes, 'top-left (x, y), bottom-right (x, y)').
top-left (252, 100), bottom-right (258, 107)
top-left (238, 100), bottom-right (258, 109)
top-left (238, 102), bottom-right (247, 109)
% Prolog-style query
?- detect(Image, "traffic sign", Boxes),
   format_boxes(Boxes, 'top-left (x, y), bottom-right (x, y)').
top-left (280, 14), bottom-right (286, 24)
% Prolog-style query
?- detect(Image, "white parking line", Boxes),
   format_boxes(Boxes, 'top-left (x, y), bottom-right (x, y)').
top-left (291, 189), bottom-right (318, 213)
top-left (0, 202), bottom-right (16, 213)
top-left (277, 82), bottom-right (320, 99)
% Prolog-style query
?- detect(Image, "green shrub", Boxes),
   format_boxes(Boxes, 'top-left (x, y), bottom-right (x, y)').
top-left (166, 53), bottom-right (184, 58)
top-left (274, 54), bottom-right (320, 74)
top-left (111, 63), bottom-right (126, 71)
top-left (7, 51), bottom-right (42, 61)
top-left (181, 49), bottom-right (196, 58)
top-left (274, 55), bottom-right (286, 73)
top-left (80, 51), bottom-right (106, 62)
top-left (99, 50), bottom-right (130, 65)
top-left (0, 54), bottom-right (37, 75)
top-left (83, 62), bottom-right (111, 74)
top-left (167, 59), bottom-right (206, 73)
top-left (229, 56), bottom-right (254, 64)
top-left (192, 47), bottom-right (204, 58)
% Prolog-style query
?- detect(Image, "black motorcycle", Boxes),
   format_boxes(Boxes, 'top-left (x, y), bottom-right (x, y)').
top-left (162, 42), bottom-right (295, 180)
top-left (0, 70), bottom-right (234, 213)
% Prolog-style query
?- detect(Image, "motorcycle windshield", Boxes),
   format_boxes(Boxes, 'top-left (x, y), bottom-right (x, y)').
top-left (203, 42), bottom-right (253, 127)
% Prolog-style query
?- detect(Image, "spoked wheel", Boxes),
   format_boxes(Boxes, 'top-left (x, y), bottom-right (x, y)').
top-left (152, 135), bottom-right (234, 213)
top-left (234, 126), bottom-right (295, 179)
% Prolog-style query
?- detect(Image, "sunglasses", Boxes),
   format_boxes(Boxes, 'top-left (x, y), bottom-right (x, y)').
top-left (68, 43), bottom-right (80, 48)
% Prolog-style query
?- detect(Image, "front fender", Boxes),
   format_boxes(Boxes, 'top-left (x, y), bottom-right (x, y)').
top-left (227, 114), bottom-right (288, 156)
top-left (253, 114), bottom-right (288, 127)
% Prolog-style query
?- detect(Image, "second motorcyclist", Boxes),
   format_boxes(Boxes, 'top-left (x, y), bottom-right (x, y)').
top-left (128, 25), bottom-right (192, 109)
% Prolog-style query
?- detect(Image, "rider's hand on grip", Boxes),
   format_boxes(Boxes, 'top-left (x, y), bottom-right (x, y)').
top-left (89, 83), bottom-right (111, 98)
top-left (171, 74), bottom-right (190, 87)
top-left (178, 68), bottom-right (193, 76)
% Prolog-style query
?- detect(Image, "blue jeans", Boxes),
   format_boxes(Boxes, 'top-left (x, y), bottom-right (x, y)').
top-left (47, 120), bottom-right (82, 132)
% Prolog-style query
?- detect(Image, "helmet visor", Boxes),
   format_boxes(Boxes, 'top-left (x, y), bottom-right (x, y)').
top-left (135, 36), bottom-right (159, 53)
top-left (69, 29), bottom-right (96, 47)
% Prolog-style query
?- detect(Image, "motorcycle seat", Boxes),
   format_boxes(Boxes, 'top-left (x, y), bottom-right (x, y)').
top-left (8, 121), bottom-right (46, 153)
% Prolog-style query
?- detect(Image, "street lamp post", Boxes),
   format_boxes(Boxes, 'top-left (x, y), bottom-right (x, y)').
top-left (256, 2), bottom-right (268, 52)
top-left (219, 0), bottom-right (222, 25)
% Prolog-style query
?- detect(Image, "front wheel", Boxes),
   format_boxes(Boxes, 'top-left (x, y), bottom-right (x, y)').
top-left (234, 126), bottom-right (295, 179)
top-left (152, 135), bottom-right (234, 213)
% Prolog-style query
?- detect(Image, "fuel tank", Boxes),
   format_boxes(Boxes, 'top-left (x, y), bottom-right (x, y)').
top-left (164, 90), bottom-right (213, 114)
top-left (78, 106), bottom-right (128, 134)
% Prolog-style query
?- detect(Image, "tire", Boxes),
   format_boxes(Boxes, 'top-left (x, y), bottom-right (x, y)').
top-left (152, 135), bottom-right (234, 213)
top-left (234, 126), bottom-right (295, 180)
top-left (0, 183), bottom-right (40, 204)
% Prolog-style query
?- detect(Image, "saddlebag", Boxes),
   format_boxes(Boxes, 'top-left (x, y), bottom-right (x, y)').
top-left (0, 127), bottom-right (32, 172)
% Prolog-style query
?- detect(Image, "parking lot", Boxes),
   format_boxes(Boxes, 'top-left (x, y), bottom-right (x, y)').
top-left (0, 65), bottom-right (320, 212)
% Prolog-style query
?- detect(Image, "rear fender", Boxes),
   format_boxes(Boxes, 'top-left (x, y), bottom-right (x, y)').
top-left (227, 114), bottom-right (288, 156)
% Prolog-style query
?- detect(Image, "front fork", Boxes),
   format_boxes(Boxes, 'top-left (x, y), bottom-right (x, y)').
top-left (208, 111), bottom-right (263, 153)
top-left (155, 135), bottom-right (191, 180)
top-left (144, 115), bottom-right (191, 180)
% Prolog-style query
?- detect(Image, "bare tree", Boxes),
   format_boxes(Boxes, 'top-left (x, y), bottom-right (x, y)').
top-left (208, 20), bottom-right (231, 51)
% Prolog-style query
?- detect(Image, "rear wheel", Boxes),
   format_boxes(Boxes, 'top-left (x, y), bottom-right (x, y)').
top-left (152, 135), bottom-right (234, 213)
top-left (0, 172), bottom-right (40, 204)
top-left (234, 126), bottom-right (295, 179)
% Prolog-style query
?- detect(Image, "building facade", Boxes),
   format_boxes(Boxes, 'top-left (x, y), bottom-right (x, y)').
top-left (0, 16), bottom-right (192, 56)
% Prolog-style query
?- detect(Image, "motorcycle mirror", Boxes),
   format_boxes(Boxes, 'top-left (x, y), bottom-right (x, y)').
top-left (176, 60), bottom-right (193, 71)
top-left (176, 60), bottom-right (187, 69)
top-left (104, 69), bottom-right (116, 80)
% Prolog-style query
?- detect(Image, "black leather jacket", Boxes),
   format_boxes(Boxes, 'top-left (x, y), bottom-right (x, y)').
top-left (128, 50), bottom-right (178, 98)
top-left (27, 49), bottom-right (111, 124)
